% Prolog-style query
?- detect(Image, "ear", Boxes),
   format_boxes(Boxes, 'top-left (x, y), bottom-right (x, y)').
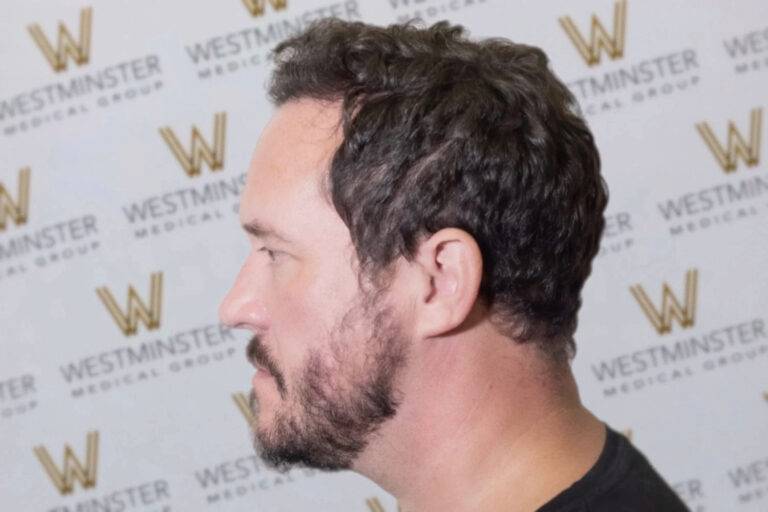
top-left (411, 228), bottom-right (483, 340)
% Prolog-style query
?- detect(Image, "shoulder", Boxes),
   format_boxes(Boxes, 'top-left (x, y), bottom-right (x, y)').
top-left (586, 430), bottom-right (690, 512)
top-left (538, 427), bottom-right (690, 512)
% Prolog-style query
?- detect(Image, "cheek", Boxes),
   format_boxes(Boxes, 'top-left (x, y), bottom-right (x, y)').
top-left (267, 270), bottom-right (334, 375)
top-left (272, 255), bottom-right (361, 358)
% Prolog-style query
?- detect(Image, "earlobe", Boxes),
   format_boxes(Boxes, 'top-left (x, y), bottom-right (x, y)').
top-left (413, 228), bottom-right (483, 340)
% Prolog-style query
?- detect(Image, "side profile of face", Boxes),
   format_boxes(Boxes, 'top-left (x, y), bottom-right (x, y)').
top-left (219, 99), bottom-right (410, 470)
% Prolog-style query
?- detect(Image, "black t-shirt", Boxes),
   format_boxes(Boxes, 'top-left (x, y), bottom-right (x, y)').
top-left (536, 425), bottom-right (690, 512)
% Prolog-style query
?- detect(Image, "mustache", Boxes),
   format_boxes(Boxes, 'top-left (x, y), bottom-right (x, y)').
top-left (246, 335), bottom-right (287, 397)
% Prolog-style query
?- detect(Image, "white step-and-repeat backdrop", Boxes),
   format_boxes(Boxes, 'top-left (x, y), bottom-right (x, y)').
top-left (1, 1), bottom-right (767, 511)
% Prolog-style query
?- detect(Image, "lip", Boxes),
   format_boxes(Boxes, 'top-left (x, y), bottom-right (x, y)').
top-left (252, 367), bottom-right (273, 388)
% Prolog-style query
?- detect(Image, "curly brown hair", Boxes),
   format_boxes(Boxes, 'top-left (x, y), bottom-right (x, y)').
top-left (268, 19), bottom-right (608, 362)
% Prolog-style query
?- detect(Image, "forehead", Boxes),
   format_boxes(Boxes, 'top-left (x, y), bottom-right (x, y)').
top-left (241, 99), bottom-right (345, 239)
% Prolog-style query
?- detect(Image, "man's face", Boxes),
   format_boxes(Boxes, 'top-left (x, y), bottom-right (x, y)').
top-left (219, 99), bottom-right (409, 470)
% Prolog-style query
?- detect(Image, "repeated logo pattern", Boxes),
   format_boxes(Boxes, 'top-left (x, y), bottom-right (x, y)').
top-left (366, 497), bottom-right (399, 512)
top-left (233, 391), bottom-right (255, 425)
top-left (630, 269), bottom-right (698, 335)
top-left (696, 108), bottom-right (763, 173)
top-left (33, 431), bottom-right (99, 495)
top-left (27, 7), bottom-right (93, 72)
top-left (159, 113), bottom-right (227, 177)
top-left (2, 1), bottom-right (766, 511)
top-left (242, 0), bottom-right (288, 17)
top-left (559, 0), bottom-right (627, 66)
top-left (0, 167), bottom-right (30, 232)
top-left (96, 272), bottom-right (163, 336)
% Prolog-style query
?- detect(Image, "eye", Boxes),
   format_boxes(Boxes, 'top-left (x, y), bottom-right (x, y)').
top-left (257, 246), bottom-right (278, 262)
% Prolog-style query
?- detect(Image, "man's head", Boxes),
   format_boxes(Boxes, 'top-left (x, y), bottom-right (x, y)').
top-left (219, 19), bottom-right (607, 472)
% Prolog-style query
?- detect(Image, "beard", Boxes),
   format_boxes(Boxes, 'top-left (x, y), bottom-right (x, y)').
top-left (246, 291), bottom-right (408, 471)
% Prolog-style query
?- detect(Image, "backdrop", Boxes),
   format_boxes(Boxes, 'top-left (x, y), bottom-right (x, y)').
top-left (1, 1), bottom-right (767, 511)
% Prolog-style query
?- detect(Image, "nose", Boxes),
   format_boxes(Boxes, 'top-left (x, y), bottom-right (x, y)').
top-left (218, 256), bottom-right (269, 330)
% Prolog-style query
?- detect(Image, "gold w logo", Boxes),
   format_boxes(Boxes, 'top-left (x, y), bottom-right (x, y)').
top-left (159, 112), bottom-right (227, 177)
top-left (232, 392), bottom-right (255, 425)
top-left (96, 272), bottom-right (163, 336)
top-left (630, 269), bottom-right (698, 335)
top-left (0, 167), bottom-right (31, 232)
top-left (696, 108), bottom-right (762, 173)
top-left (27, 7), bottom-right (92, 73)
top-left (559, 0), bottom-right (627, 66)
top-left (242, 0), bottom-right (287, 17)
top-left (366, 497), bottom-right (401, 512)
top-left (33, 431), bottom-right (99, 495)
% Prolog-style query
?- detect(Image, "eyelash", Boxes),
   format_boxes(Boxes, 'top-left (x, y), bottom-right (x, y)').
top-left (258, 247), bottom-right (278, 261)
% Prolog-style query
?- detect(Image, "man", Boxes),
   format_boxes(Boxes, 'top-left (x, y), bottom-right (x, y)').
top-left (219, 19), bottom-right (689, 512)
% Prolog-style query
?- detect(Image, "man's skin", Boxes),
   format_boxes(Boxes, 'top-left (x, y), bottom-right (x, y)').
top-left (219, 98), bottom-right (607, 512)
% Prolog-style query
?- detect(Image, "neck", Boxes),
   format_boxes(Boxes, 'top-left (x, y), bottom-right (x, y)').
top-left (352, 331), bottom-right (606, 512)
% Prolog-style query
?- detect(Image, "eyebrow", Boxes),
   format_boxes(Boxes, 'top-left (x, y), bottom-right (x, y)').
top-left (241, 219), bottom-right (293, 244)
